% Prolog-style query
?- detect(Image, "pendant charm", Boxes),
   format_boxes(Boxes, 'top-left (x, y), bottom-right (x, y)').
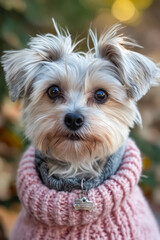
top-left (73, 194), bottom-right (94, 212)
top-left (73, 179), bottom-right (94, 212)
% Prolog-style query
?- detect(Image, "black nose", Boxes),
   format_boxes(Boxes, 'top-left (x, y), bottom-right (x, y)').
top-left (64, 112), bottom-right (84, 131)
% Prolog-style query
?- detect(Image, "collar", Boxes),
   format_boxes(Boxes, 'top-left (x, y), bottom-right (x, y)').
top-left (35, 145), bottom-right (126, 192)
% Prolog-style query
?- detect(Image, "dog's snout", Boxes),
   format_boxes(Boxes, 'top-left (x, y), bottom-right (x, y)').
top-left (64, 112), bottom-right (84, 131)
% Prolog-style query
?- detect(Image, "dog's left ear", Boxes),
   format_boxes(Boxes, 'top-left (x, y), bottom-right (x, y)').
top-left (90, 26), bottom-right (160, 101)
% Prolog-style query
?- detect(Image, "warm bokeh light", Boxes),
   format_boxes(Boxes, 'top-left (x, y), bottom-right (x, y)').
top-left (112, 0), bottom-right (137, 22)
top-left (0, 0), bottom-right (160, 237)
top-left (132, 0), bottom-right (154, 10)
top-left (0, 0), bottom-right (26, 12)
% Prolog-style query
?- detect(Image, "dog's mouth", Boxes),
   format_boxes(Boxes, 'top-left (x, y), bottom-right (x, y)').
top-left (66, 133), bottom-right (83, 141)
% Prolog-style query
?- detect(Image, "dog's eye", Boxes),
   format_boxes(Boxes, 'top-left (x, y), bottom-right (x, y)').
top-left (94, 89), bottom-right (108, 103)
top-left (47, 85), bottom-right (61, 99)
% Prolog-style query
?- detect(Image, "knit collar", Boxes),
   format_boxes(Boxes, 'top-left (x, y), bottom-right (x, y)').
top-left (17, 139), bottom-right (141, 227)
top-left (34, 145), bottom-right (125, 192)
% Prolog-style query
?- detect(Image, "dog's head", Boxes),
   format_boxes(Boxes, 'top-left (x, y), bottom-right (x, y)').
top-left (2, 20), bottom-right (160, 176)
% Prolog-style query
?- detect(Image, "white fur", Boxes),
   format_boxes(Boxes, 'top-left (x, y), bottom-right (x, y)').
top-left (1, 20), bottom-right (160, 178)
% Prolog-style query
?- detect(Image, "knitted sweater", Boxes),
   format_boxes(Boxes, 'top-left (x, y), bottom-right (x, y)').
top-left (11, 139), bottom-right (160, 240)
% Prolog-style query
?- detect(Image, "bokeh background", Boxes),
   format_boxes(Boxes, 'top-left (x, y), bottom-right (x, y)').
top-left (0, 0), bottom-right (160, 238)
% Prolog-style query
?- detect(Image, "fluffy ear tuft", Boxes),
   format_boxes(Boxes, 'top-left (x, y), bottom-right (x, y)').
top-left (1, 19), bottom-right (75, 102)
top-left (90, 25), bottom-right (160, 101)
top-left (1, 50), bottom-right (42, 101)
top-left (122, 52), bottom-right (160, 100)
top-left (28, 19), bottom-right (75, 62)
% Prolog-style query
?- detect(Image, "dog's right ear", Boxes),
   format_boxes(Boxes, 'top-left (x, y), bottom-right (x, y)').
top-left (1, 49), bottom-right (43, 102)
top-left (1, 38), bottom-right (70, 102)
top-left (1, 19), bottom-right (74, 102)
top-left (1, 29), bottom-right (67, 102)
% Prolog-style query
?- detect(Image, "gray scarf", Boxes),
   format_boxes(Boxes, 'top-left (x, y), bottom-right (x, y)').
top-left (35, 145), bottom-right (125, 192)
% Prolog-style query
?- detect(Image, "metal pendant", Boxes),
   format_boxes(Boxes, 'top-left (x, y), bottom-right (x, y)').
top-left (73, 179), bottom-right (94, 212)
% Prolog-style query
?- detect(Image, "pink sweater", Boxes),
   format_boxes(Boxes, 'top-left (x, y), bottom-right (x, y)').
top-left (11, 139), bottom-right (159, 240)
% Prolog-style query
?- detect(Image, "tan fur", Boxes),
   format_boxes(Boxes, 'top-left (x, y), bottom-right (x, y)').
top-left (1, 20), bottom-right (160, 178)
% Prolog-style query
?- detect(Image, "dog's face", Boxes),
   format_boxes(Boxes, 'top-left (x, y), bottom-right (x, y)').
top-left (2, 21), bottom-right (160, 177)
top-left (23, 56), bottom-right (137, 164)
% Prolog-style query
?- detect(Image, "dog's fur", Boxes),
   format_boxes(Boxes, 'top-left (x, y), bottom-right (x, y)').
top-left (1, 20), bottom-right (160, 179)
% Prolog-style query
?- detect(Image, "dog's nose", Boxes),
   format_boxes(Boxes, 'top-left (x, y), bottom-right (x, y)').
top-left (64, 112), bottom-right (84, 131)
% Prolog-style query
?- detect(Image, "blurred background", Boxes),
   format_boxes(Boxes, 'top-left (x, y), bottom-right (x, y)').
top-left (0, 0), bottom-right (160, 238)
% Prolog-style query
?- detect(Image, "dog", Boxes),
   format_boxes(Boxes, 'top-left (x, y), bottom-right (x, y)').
top-left (1, 19), bottom-right (160, 239)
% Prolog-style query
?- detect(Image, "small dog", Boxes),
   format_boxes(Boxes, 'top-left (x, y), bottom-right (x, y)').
top-left (2, 20), bottom-right (160, 239)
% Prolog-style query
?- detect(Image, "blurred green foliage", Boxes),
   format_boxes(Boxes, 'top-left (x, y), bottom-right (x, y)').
top-left (0, 0), bottom-right (160, 201)
top-left (0, 1), bottom-right (160, 238)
